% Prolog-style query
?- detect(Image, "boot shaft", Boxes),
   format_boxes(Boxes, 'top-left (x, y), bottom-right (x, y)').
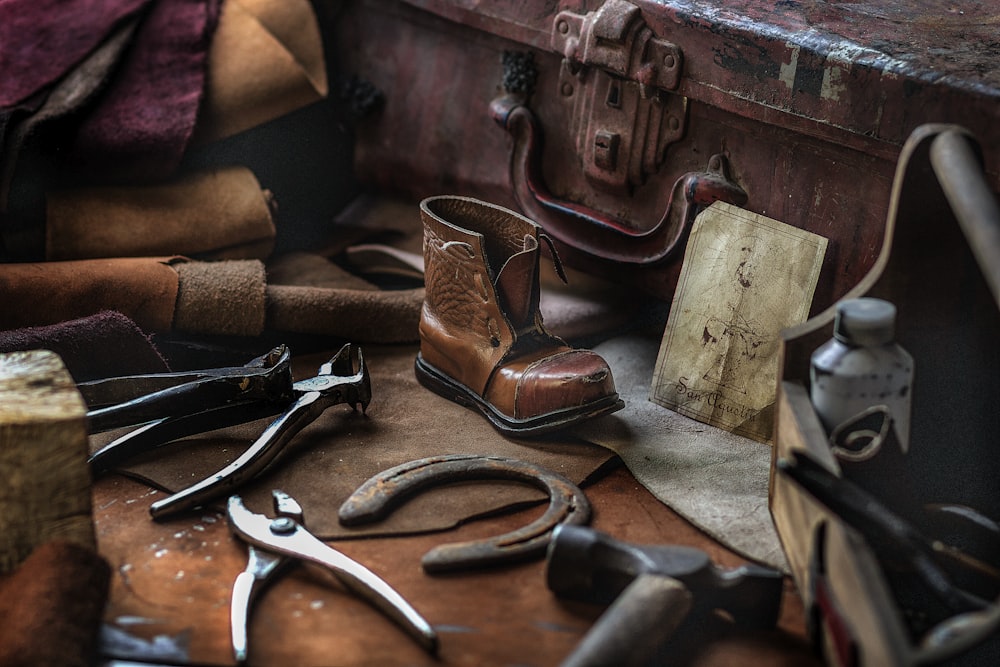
top-left (419, 196), bottom-right (544, 394)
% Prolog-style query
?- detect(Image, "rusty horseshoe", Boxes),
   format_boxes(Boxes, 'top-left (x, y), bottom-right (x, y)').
top-left (337, 454), bottom-right (592, 573)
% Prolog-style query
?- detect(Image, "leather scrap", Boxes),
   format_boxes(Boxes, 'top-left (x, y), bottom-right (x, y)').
top-left (0, 18), bottom-right (139, 219)
top-left (0, 0), bottom-right (148, 108)
top-left (0, 257), bottom-right (181, 332)
top-left (191, 0), bottom-right (329, 144)
top-left (264, 248), bottom-right (424, 344)
top-left (0, 311), bottom-right (169, 382)
top-left (0, 252), bottom-right (424, 343)
top-left (173, 259), bottom-right (268, 337)
top-left (66, 0), bottom-right (223, 183)
top-left (571, 333), bottom-right (789, 573)
top-left (45, 167), bottom-right (277, 261)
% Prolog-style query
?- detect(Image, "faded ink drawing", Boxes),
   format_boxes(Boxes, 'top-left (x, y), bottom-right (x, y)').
top-left (651, 202), bottom-right (828, 444)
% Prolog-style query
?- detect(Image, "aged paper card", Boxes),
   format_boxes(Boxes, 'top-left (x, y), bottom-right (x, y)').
top-left (650, 201), bottom-right (828, 443)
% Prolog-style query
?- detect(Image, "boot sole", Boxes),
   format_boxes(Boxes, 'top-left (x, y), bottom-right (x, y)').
top-left (414, 354), bottom-right (625, 438)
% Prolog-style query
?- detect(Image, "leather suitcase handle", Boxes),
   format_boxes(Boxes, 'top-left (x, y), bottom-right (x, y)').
top-left (491, 94), bottom-right (747, 265)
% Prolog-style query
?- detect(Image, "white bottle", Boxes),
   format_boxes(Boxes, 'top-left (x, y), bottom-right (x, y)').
top-left (809, 298), bottom-right (914, 459)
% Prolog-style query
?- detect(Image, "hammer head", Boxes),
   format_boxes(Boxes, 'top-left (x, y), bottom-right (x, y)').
top-left (546, 524), bottom-right (784, 631)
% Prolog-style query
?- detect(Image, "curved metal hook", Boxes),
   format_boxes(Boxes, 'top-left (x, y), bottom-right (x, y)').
top-left (338, 454), bottom-right (592, 573)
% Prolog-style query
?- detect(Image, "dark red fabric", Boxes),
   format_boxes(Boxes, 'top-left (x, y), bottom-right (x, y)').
top-left (68, 0), bottom-right (223, 181)
top-left (0, 0), bottom-right (149, 107)
top-left (0, 310), bottom-right (170, 381)
top-left (0, 0), bottom-right (222, 183)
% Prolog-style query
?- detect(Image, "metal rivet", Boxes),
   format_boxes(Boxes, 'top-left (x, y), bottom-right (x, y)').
top-left (557, 19), bottom-right (569, 34)
top-left (270, 517), bottom-right (296, 534)
top-left (561, 82), bottom-right (574, 96)
top-left (668, 116), bottom-right (680, 131)
top-left (664, 54), bottom-right (676, 69)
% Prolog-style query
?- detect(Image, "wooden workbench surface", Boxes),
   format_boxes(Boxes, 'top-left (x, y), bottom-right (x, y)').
top-left (95, 459), bottom-right (819, 666)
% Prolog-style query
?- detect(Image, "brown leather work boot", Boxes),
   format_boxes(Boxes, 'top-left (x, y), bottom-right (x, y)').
top-left (416, 195), bottom-right (624, 437)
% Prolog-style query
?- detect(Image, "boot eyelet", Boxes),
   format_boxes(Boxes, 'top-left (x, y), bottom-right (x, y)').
top-left (487, 318), bottom-right (502, 346)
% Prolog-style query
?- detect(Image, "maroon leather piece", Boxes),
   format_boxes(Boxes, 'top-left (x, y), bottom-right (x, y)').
top-left (0, 0), bottom-right (148, 108)
top-left (0, 310), bottom-right (169, 382)
top-left (67, 0), bottom-right (223, 182)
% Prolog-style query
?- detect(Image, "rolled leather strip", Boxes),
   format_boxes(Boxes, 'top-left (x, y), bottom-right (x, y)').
top-left (264, 249), bottom-right (424, 343)
top-left (265, 284), bottom-right (424, 344)
top-left (173, 258), bottom-right (267, 336)
top-left (45, 166), bottom-right (276, 261)
top-left (0, 257), bottom-right (180, 332)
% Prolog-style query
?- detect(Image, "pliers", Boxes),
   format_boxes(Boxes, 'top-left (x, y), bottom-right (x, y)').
top-left (80, 343), bottom-right (371, 520)
top-left (227, 490), bottom-right (438, 663)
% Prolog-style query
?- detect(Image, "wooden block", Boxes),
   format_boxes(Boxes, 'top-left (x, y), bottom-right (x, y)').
top-left (0, 349), bottom-right (94, 573)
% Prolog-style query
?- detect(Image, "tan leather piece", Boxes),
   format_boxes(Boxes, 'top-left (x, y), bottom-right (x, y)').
top-left (191, 0), bottom-right (328, 144)
top-left (173, 259), bottom-right (267, 336)
top-left (45, 167), bottom-right (276, 261)
top-left (267, 284), bottom-right (424, 344)
top-left (264, 249), bottom-right (425, 344)
top-left (0, 257), bottom-right (180, 332)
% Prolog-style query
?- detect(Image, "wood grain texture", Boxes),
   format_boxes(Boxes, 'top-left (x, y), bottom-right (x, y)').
top-left (0, 349), bottom-right (93, 573)
top-left (95, 464), bottom-right (817, 666)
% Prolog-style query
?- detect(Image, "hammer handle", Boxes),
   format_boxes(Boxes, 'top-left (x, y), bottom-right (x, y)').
top-left (562, 573), bottom-right (693, 667)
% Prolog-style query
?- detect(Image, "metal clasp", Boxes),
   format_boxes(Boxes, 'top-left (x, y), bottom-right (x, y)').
top-left (551, 0), bottom-right (686, 194)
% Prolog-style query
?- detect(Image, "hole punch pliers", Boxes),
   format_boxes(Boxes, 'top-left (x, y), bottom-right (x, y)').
top-left (80, 343), bottom-right (371, 520)
top-left (227, 490), bottom-right (438, 663)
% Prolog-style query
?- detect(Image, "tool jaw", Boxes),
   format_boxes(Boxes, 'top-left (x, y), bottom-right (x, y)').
top-left (227, 495), bottom-right (295, 549)
top-left (85, 345), bottom-right (295, 434)
top-left (294, 343), bottom-right (372, 412)
top-left (226, 492), bottom-right (439, 656)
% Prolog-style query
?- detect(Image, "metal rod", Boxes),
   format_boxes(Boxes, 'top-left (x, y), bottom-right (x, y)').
top-left (930, 130), bottom-right (1000, 308)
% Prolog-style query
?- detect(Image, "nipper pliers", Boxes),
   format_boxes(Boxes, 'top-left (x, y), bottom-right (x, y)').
top-left (80, 343), bottom-right (371, 520)
top-left (227, 490), bottom-right (438, 663)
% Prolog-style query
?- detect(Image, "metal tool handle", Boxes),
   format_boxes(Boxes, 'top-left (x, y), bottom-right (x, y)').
top-left (230, 570), bottom-right (257, 664)
top-left (89, 401), bottom-right (282, 475)
top-left (930, 130), bottom-right (1000, 307)
top-left (87, 376), bottom-right (258, 434)
top-left (148, 391), bottom-right (326, 520)
top-left (561, 573), bottom-right (693, 667)
top-left (267, 527), bottom-right (438, 654)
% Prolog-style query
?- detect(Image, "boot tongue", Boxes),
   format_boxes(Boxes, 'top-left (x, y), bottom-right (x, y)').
top-left (495, 234), bottom-right (539, 329)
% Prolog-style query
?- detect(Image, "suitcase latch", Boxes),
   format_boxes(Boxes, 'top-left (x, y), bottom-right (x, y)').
top-left (552, 0), bottom-right (681, 92)
top-left (551, 0), bottom-right (685, 193)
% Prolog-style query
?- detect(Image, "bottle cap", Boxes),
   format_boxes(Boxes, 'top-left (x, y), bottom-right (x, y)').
top-left (833, 298), bottom-right (896, 346)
